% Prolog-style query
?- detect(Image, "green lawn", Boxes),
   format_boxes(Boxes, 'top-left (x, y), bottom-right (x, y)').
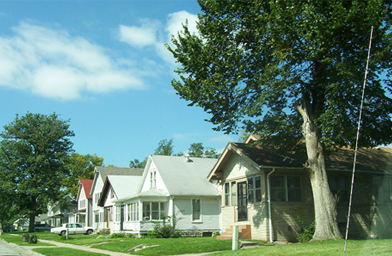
top-left (2, 232), bottom-right (392, 256)
top-left (32, 248), bottom-right (109, 256)
top-left (92, 237), bottom-right (233, 255)
top-left (0, 233), bottom-right (54, 246)
top-left (212, 239), bottom-right (392, 256)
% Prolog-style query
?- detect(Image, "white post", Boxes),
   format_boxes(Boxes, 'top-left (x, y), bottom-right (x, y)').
top-left (232, 225), bottom-right (239, 250)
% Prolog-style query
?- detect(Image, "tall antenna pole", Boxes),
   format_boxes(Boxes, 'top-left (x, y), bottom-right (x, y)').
top-left (343, 26), bottom-right (374, 256)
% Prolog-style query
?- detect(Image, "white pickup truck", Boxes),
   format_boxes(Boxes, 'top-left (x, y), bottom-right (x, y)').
top-left (50, 223), bottom-right (94, 236)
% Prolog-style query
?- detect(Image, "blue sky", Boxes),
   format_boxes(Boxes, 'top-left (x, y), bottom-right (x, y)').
top-left (0, 0), bottom-right (239, 167)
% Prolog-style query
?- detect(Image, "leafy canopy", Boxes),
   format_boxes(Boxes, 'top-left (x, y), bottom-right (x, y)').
top-left (0, 113), bottom-right (74, 227)
top-left (168, 0), bottom-right (392, 151)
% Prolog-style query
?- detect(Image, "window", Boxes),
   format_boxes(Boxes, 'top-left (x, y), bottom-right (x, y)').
top-left (329, 176), bottom-right (350, 202)
top-left (116, 206), bottom-right (121, 222)
top-left (95, 192), bottom-right (101, 204)
top-left (382, 179), bottom-right (392, 203)
top-left (110, 188), bottom-right (115, 199)
top-left (143, 202), bottom-right (164, 220)
top-left (271, 175), bottom-right (302, 202)
top-left (95, 213), bottom-right (99, 223)
top-left (79, 199), bottom-right (86, 209)
top-left (248, 176), bottom-right (262, 203)
top-left (224, 183), bottom-right (230, 206)
top-left (231, 182), bottom-right (237, 206)
top-left (150, 171), bottom-right (157, 189)
top-left (192, 199), bottom-right (201, 222)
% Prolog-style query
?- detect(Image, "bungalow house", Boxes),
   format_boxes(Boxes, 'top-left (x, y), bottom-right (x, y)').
top-left (113, 155), bottom-right (221, 237)
top-left (98, 175), bottom-right (142, 233)
top-left (208, 136), bottom-right (392, 242)
top-left (90, 166), bottom-right (143, 231)
top-left (46, 194), bottom-right (77, 227)
top-left (68, 179), bottom-right (93, 227)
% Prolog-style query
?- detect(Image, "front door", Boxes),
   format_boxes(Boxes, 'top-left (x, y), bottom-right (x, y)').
top-left (237, 181), bottom-right (248, 221)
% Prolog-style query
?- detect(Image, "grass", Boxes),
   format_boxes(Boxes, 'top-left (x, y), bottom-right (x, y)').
top-left (32, 248), bottom-right (109, 256)
top-left (2, 231), bottom-right (392, 256)
top-left (0, 233), bottom-right (54, 246)
top-left (92, 237), bottom-right (233, 255)
top-left (211, 239), bottom-right (392, 256)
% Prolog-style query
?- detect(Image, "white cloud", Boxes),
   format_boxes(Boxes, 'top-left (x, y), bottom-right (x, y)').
top-left (0, 22), bottom-right (144, 100)
top-left (118, 19), bottom-right (160, 48)
top-left (118, 11), bottom-right (198, 66)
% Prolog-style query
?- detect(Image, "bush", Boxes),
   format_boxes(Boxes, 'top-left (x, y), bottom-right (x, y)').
top-left (29, 234), bottom-right (38, 244)
top-left (148, 215), bottom-right (181, 238)
top-left (110, 233), bottom-right (125, 238)
top-left (297, 216), bottom-right (315, 243)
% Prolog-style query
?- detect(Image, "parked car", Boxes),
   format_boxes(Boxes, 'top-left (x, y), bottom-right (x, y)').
top-left (34, 223), bottom-right (53, 232)
top-left (50, 223), bottom-right (94, 236)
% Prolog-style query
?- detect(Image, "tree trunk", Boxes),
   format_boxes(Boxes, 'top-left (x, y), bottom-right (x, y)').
top-left (296, 102), bottom-right (342, 240)
top-left (28, 212), bottom-right (35, 233)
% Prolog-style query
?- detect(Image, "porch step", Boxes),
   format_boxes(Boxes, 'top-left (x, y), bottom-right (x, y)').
top-left (217, 225), bottom-right (251, 240)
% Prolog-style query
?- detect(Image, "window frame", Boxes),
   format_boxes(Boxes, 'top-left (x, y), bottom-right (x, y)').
top-left (142, 202), bottom-right (164, 221)
top-left (247, 175), bottom-right (262, 203)
top-left (382, 178), bottom-right (392, 203)
top-left (192, 199), bottom-right (202, 222)
top-left (270, 175), bottom-right (302, 202)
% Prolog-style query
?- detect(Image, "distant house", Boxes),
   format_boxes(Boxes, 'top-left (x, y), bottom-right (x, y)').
top-left (208, 136), bottom-right (392, 242)
top-left (68, 179), bottom-right (93, 227)
top-left (47, 195), bottom-right (77, 227)
top-left (90, 166), bottom-right (143, 231)
top-left (98, 175), bottom-right (142, 233)
top-left (113, 155), bottom-right (221, 236)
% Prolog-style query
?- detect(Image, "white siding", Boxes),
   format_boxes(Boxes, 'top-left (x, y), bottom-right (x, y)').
top-left (140, 161), bottom-right (168, 194)
top-left (173, 197), bottom-right (220, 231)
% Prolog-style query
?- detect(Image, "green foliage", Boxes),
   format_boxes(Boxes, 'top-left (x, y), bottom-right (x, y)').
top-left (154, 139), bottom-right (174, 156)
top-left (189, 143), bottom-right (220, 158)
top-left (129, 158), bottom-right (147, 168)
top-left (0, 113), bottom-right (74, 232)
top-left (63, 153), bottom-right (104, 197)
top-left (110, 233), bottom-right (125, 238)
top-left (148, 216), bottom-right (181, 238)
top-left (297, 216), bottom-right (315, 243)
top-left (168, 0), bottom-right (392, 151)
top-left (29, 234), bottom-right (38, 244)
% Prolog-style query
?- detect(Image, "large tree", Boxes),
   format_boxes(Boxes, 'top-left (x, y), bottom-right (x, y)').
top-left (0, 113), bottom-right (75, 232)
top-left (168, 0), bottom-right (392, 240)
top-left (62, 153), bottom-right (104, 198)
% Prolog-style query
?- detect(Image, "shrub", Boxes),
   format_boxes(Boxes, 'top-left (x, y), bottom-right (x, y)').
top-left (297, 216), bottom-right (315, 243)
top-left (148, 215), bottom-right (181, 238)
top-left (29, 234), bottom-right (38, 244)
top-left (110, 233), bottom-right (125, 238)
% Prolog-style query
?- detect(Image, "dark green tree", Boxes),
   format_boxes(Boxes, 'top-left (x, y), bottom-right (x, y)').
top-left (154, 139), bottom-right (174, 156)
top-left (62, 153), bottom-right (104, 198)
top-left (188, 143), bottom-right (220, 158)
top-left (129, 158), bottom-right (147, 168)
top-left (0, 113), bottom-right (74, 232)
top-left (168, 0), bottom-right (392, 240)
top-left (188, 142), bottom-right (205, 157)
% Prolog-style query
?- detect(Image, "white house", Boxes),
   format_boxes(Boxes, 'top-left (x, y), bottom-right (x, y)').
top-left (98, 175), bottom-right (142, 233)
top-left (68, 179), bottom-right (93, 227)
top-left (113, 155), bottom-right (221, 237)
top-left (90, 166), bottom-right (143, 231)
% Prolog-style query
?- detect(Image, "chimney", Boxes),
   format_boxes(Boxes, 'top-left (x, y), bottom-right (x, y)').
top-left (185, 155), bottom-right (190, 162)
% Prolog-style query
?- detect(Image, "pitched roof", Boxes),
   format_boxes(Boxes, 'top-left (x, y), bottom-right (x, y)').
top-left (150, 155), bottom-right (219, 196)
top-left (209, 142), bottom-right (392, 179)
top-left (95, 166), bottom-right (144, 182)
top-left (78, 179), bottom-right (93, 199)
top-left (98, 175), bottom-right (142, 206)
top-left (91, 166), bottom-right (144, 195)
